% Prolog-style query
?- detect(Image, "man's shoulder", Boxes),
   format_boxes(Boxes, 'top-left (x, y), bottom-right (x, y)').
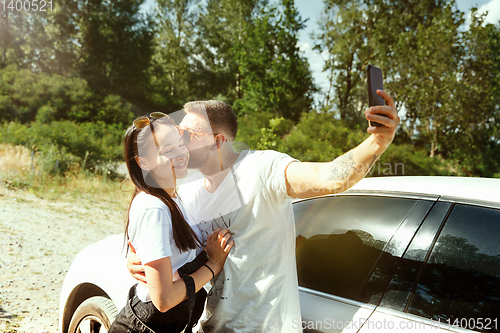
top-left (239, 149), bottom-right (295, 169)
top-left (237, 149), bottom-right (291, 165)
top-left (243, 149), bottom-right (282, 156)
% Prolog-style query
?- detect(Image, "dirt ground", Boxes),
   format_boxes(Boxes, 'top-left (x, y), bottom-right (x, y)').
top-left (0, 186), bottom-right (125, 333)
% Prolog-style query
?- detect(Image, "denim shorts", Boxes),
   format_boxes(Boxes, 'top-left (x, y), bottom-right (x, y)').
top-left (108, 284), bottom-right (207, 333)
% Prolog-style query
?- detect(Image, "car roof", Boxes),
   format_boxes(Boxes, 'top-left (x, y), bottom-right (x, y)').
top-left (346, 176), bottom-right (500, 204)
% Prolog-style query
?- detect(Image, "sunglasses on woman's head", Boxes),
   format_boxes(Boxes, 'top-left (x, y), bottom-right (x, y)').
top-left (132, 112), bottom-right (169, 130)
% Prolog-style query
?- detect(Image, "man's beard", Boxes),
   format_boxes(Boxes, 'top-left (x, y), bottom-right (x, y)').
top-left (187, 146), bottom-right (211, 169)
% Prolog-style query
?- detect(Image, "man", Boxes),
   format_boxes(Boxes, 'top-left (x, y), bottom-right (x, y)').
top-left (128, 92), bottom-right (400, 332)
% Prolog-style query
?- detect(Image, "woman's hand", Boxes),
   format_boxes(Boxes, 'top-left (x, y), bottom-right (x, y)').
top-left (145, 229), bottom-right (233, 313)
top-left (205, 228), bottom-right (234, 275)
top-left (127, 240), bottom-right (147, 286)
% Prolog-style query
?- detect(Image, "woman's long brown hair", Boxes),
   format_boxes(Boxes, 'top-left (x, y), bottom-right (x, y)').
top-left (123, 120), bottom-right (200, 252)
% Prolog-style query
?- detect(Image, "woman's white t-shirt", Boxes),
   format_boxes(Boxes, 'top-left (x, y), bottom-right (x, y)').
top-left (127, 191), bottom-right (201, 302)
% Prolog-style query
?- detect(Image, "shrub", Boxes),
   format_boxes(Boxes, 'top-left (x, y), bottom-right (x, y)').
top-left (0, 121), bottom-right (125, 176)
top-left (0, 65), bottom-right (136, 126)
top-left (370, 144), bottom-right (462, 177)
top-left (280, 111), bottom-right (368, 161)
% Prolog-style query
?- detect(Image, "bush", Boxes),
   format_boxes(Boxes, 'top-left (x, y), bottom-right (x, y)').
top-left (0, 65), bottom-right (91, 123)
top-left (0, 65), bottom-right (136, 126)
top-left (370, 144), bottom-right (462, 177)
top-left (280, 111), bottom-right (368, 161)
top-left (0, 121), bottom-right (125, 176)
top-left (235, 112), bottom-right (276, 149)
top-left (235, 109), bottom-right (463, 177)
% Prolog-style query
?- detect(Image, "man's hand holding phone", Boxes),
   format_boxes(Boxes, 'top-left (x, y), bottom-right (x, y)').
top-left (365, 65), bottom-right (400, 149)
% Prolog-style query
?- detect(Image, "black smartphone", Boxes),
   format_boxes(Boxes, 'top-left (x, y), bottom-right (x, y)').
top-left (367, 65), bottom-right (386, 127)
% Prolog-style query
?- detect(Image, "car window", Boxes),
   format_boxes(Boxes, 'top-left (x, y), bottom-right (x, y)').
top-left (407, 203), bottom-right (500, 332)
top-left (294, 195), bottom-right (423, 304)
top-left (379, 201), bottom-right (452, 311)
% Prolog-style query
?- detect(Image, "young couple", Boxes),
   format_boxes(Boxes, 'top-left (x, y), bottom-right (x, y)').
top-left (114, 94), bottom-right (400, 333)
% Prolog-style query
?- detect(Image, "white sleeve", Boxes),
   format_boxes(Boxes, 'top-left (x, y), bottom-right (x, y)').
top-left (130, 208), bottom-right (173, 265)
top-left (256, 150), bottom-right (297, 202)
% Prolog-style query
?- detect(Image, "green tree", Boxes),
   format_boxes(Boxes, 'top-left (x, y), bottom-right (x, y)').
top-left (445, 12), bottom-right (500, 176)
top-left (234, 0), bottom-right (316, 121)
top-left (378, 0), bottom-right (464, 158)
top-left (0, 64), bottom-right (134, 125)
top-left (0, 2), bottom-right (80, 74)
top-left (76, 0), bottom-right (155, 107)
top-left (0, 10), bottom-right (41, 70)
top-left (42, 0), bottom-right (81, 75)
top-left (195, 0), bottom-right (260, 103)
top-left (0, 0), bottom-right (156, 123)
top-left (149, 0), bottom-right (200, 108)
top-left (314, 0), bottom-right (376, 125)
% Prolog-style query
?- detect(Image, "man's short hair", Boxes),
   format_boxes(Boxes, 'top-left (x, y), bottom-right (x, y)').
top-left (183, 100), bottom-right (238, 140)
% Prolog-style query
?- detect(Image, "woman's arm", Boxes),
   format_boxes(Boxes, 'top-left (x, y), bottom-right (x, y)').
top-left (145, 228), bottom-right (233, 313)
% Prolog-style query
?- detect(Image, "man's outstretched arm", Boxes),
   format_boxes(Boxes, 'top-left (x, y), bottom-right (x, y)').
top-left (285, 90), bottom-right (400, 199)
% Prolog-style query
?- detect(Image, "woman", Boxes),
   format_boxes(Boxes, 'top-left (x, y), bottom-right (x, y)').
top-left (109, 112), bottom-right (233, 333)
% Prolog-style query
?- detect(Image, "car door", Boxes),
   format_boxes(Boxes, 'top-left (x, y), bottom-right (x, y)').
top-left (361, 201), bottom-right (500, 332)
top-left (293, 194), bottom-right (436, 333)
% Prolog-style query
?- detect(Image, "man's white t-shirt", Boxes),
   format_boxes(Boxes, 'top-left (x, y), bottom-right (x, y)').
top-left (178, 150), bottom-right (301, 333)
top-left (127, 191), bottom-right (201, 302)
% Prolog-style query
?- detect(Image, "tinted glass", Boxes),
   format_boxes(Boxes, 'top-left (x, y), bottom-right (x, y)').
top-left (408, 204), bottom-right (500, 332)
top-left (380, 201), bottom-right (452, 311)
top-left (294, 195), bottom-right (420, 303)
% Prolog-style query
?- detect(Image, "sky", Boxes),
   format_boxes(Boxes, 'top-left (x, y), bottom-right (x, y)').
top-left (294, 0), bottom-right (500, 101)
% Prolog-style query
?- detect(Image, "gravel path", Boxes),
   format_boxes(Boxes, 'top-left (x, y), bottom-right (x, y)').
top-left (0, 187), bottom-right (125, 333)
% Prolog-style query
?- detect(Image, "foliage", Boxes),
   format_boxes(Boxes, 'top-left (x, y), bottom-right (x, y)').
top-left (236, 109), bottom-right (460, 177)
top-left (280, 111), bottom-right (367, 161)
top-left (0, 0), bottom-right (155, 110)
top-left (314, 0), bottom-right (375, 126)
top-left (374, 144), bottom-right (461, 177)
top-left (0, 121), bottom-right (125, 176)
top-left (0, 0), bottom-right (499, 179)
top-left (194, 0), bottom-right (260, 104)
top-left (76, 0), bottom-right (155, 104)
top-left (315, 0), bottom-right (500, 177)
top-left (0, 65), bottom-right (135, 125)
top-left (235, 111), bottom-right (276, 148)
top-left (148, 0), bottom-right (199, 108)
top-left (379, 0), bottom-right (464, 159)
top-left (233, 0), bottom-right (316, 121)
top-left (0, 143), bottom-right (131, 207)
top-left (443, 13), bottom-right (500, 176)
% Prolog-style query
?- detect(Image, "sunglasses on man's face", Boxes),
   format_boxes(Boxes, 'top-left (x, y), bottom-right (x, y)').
top-left (178, 128), bottom-right (213, 144)
top-left (132, 112), bottom-right (169, 130)
top-left (133, 112), bottom-right (213, 144)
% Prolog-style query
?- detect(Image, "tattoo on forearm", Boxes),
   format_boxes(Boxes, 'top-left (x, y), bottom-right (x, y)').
top-left (366, 154), bottom-right (380, 175)
top-left (329, 152), bottom-right (358, 181)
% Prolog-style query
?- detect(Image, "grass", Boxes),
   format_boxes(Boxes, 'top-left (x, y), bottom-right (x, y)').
top-left (0, 143), bottom-right (133, 211)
